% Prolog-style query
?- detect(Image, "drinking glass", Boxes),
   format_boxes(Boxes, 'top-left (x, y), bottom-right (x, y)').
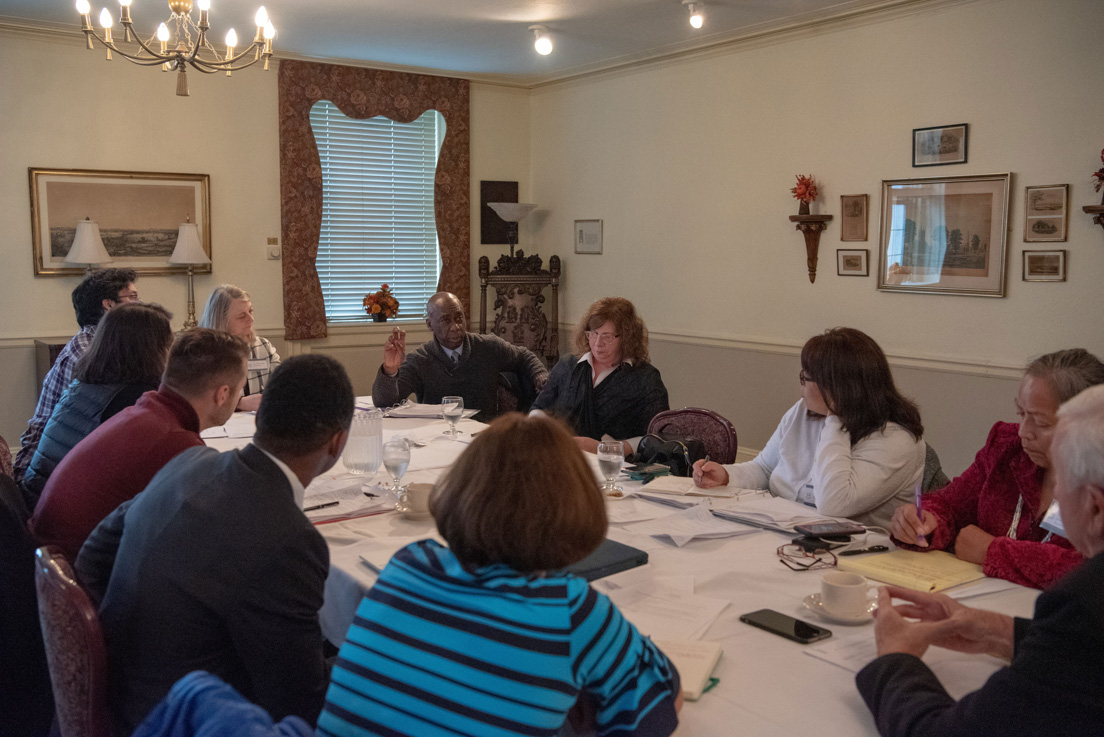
top-left (442, 396), bottom-right (464, 439)
top-left (597, 441), bottom-right (624, 496)
top-left (342, 408), bottom-right (382, 476)
top-left (382, 438), bottom-right (411, 493)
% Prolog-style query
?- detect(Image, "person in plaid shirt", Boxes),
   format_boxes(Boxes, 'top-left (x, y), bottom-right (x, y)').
top-left (199, 284), bottom-right (281, 413)
top-left (13, 268), bottom-right (139, 484)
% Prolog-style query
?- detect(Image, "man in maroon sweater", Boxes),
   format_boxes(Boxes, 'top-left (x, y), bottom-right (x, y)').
top-left (30, 328), bottom-right (249, 559)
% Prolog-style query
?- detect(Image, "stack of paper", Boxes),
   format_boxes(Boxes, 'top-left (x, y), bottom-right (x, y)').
top-left (838, 550), bottom-right (986, 592)
top-left (303, 474), bottom-right (394, 523)
top-left (605, 582), bottom-right (730, 640)
top-left (626, 504), bottom-right (759, 547)
top-left (709, 495), bottom-right (828, 533)
top-left (199, 412), bottom-right (257, 439)
top-left (383, 401), bottom-right (479, 419)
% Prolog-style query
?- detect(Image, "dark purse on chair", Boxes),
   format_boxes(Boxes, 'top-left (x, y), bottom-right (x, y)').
top-left (633, 433), bottom-right (707, 477)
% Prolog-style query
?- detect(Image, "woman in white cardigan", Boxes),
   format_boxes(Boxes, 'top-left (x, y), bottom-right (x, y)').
top-left (694, 327), bottom-right (925, 529)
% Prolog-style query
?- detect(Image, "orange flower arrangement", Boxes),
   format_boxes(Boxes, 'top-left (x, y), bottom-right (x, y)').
top-left (363, 283), bottom-right (400, 318)
top-left (1092, 148), bottom-right (1104, 193)
top-left (791, 174), bottom-right (819, 204)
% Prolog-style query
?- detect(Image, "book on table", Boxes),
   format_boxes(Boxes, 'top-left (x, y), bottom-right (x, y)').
top-left (563, 539), bottom-right (648, 581)
top-left (652, 639), bottom-right (723, 700)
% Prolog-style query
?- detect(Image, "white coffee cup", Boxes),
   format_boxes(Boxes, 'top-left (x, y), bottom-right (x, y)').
top-left (820, 571), bottom-right (877, 616)
top-left (401, 482), bottom-right (434, 516)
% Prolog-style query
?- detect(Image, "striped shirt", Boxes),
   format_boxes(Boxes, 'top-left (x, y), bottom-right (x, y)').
top-left (318, 540), bottom-right (679, 737)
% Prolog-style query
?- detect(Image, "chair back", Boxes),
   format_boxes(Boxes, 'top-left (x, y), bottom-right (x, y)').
top-left (34, 546), bottom-right (112, 737)
top-left (922, 442), bottom-right (950, 493)
top-left (478, 253), bottom-right (561, 367)
top-left (647, 408), bottom-right (739, 465)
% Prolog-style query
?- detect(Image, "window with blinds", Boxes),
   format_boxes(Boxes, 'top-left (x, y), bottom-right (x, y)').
top-left (309, 100), bottom-right (444, 322)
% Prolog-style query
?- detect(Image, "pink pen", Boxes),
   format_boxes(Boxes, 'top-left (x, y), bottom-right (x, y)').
top-left (914, 480), bottom-right (927, 546)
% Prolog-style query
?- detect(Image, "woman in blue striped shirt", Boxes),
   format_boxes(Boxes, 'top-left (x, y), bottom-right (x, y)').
top-left (318, 413), bottom-right (681, 737)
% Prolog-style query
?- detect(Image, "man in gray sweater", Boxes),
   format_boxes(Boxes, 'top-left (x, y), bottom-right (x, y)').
top-left (372, 292), bottom-right (547, 420)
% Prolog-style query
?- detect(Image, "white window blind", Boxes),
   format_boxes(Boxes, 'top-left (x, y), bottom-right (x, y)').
top-left (309, 100), bottom-right (444, 322)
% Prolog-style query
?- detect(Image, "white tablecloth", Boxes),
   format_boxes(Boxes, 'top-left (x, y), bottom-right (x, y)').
top-left (209, 412), bottom-right (1040, 737)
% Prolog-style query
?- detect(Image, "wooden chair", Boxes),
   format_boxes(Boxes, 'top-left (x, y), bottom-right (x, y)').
top-left (34, 546), bottom-right (112, 737)
top-left (647, 408), bottom-right (739, 465)
top-left (478, 252), bottom-right (561, 368)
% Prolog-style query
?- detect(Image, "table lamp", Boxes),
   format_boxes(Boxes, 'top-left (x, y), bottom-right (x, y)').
top-left (168, 217), bottom-right (210, 329)
top-left (64, 217), bottom-right (113, 272)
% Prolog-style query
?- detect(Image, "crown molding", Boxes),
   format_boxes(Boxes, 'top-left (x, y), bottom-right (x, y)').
top-left (1, 0), bottom-right (984, 90)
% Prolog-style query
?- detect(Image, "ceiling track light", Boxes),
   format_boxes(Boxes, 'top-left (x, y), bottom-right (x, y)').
top-left (683, 0), bottom-right (704, 29)
top-left (530, 25), bottom-right (553, 55)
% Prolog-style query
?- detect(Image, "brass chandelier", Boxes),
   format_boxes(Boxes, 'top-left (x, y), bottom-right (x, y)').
top-left (75, 0), bottom-right (276, 96)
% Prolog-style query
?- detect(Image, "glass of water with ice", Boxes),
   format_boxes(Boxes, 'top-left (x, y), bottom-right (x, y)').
top-left (342, 408), bottom-right (382, 476)
top-left (442, 396), bottom-right (464, 439)
top-left (597, 441), bottom-right (624, 497)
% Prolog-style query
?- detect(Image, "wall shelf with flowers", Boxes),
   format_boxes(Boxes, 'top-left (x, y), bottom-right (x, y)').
top-left (363, 284), bottom-right (399, 322)
top-left (788, 174), bottom-right (832, 283)
top-left (1084, 147), bottom-right (1104, 234)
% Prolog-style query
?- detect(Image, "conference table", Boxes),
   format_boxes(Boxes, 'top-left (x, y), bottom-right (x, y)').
top-left (205, 408), bottom-right (1040, 737)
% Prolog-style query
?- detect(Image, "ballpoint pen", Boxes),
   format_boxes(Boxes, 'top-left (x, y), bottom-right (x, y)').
top-left (914, 480), bottom-right (927, 546)
top-left (305, 500), bottom-right (339, 512)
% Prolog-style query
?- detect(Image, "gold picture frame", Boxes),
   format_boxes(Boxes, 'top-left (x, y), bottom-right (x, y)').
top-left (840, 194), bottom-right (869, 241)
top-left (29, 167), bottom-right (212, 276)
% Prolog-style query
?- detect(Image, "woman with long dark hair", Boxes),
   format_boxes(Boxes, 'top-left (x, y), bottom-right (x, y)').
top-left (694, 327), bottom-right (925, 529)
top-left (21, 303), bottom-right (173, 504)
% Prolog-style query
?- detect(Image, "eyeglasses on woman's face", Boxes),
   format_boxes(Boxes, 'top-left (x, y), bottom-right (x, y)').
top-left (585, 330), bottom-right (619, 346)
top-left (798, 370), bottom-right (814, 385)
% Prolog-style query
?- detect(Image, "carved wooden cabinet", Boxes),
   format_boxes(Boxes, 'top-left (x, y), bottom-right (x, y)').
top-left (478, 252), bottom-right (561, 367)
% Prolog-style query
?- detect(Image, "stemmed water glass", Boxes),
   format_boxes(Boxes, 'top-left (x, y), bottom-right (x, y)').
top-left (597, 441), bottom-right (625, 497)
top-left (442, 396), bottom-right (464, 439)
top-left (382, 438), bottom-right (410, 494)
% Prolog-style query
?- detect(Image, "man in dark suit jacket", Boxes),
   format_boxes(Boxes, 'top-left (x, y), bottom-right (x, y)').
top-left (372, 292), bottom-right (547, 420)
top-left (855, 384), bottom-right (1104, 736)
top-left (77, 355), bottom-right (355, 734)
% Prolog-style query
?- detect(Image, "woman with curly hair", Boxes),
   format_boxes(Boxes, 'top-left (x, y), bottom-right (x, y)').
top-left (531, 297), bottom-right (669, 454)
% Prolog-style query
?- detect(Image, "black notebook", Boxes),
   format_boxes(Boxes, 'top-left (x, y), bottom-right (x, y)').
top-left (564, 539), bottom-right (649, 581)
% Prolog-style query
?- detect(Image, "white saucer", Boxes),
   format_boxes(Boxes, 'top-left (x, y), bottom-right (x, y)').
top-left (803, 593), bottom-right (876, 625)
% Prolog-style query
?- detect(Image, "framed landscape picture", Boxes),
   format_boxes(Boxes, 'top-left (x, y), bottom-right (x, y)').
top-left (1023, 184), bottom-right (1068, 242)
top-left (839, 194), bottom-right (868, 241)
top-left (29, 167), bottom-right (211, 276)
top-left (1022, 249), bottom-right (1066, 282)
top-left (837, 249), bottom-right (869, 276)
top-left (877, 173), bottom-right (1010, 297)
top-left (912, 124), bottom-right (968, 167)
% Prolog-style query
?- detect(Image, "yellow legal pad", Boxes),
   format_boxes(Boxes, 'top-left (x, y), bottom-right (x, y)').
top-left (837, 549), bottom-right (986, 592)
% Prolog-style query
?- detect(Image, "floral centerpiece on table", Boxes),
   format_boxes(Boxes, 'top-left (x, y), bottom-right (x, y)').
top-left (1092, 148), bottom-right (1104, 201)
top-left (363, 284), bottom-right (399, 321)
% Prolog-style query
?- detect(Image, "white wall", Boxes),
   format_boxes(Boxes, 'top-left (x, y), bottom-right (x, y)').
top-left (0, 29), bottom-right (532, 443)
top-left (528, 0), bottom-right (1103, 473)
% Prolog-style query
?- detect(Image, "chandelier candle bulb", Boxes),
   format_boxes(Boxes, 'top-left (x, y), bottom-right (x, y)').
top-left (99, 8), bottom-right (113, 57)
top-left (197, 0), bottom-right (209, 29)
top-left (225, 28), bottom-right (236, 75)
top-left (118, 0), bottom-right (132, 39)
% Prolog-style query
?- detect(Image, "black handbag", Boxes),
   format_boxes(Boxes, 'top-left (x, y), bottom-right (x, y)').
top-left (633, 433), bottom-right (707, 477)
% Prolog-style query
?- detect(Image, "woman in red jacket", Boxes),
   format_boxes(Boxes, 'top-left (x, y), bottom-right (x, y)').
top-left (890, 348), bottom-right (1104, 589)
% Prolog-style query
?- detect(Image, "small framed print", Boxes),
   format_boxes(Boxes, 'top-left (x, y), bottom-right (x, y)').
top-left (574, 219), bottom-right (603, 254)
top-left (1023, 184), bottom-right (1068, 242)
top-left (1022, 250), bottom-right (1066, 282)
top-left (840, 194), bottom-right (869, 241)
top-left (837, 249), bottom-right (869, 277)
top-left (912, 124), bottom-right (968, 167)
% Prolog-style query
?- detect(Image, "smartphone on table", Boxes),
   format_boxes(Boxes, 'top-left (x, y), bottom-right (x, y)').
top-left (739, 609), bottom-right (832, 644)
top-left (792, 521), bottom-right (866, 541)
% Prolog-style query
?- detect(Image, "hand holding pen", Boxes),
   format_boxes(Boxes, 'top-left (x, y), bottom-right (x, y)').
top-left (890, 482), bottom-right (938, 547)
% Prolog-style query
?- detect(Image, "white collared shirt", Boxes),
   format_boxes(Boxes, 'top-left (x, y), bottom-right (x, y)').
top-left (257, 446), bottom-right (306, 510)
top-left (578, 351), bottom-right (633, 387)
top-left (442, 344), bottom-right (463, 364)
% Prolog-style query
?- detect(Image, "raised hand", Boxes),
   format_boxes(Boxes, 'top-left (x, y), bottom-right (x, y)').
top-left (382, 327), bottom-right (407, 376)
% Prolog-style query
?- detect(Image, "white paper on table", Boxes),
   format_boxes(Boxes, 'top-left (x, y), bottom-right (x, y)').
top-left (606, 497), bottom-right (667, 525)
top-left (641, 476), bottom-right (736, 498)
top-left (944, 576), bottom-right (1023, 600)
top-left (626, 504), bottom-right (760, 547)
top-left (593, 570), bottom-right (694, 596)
top-left (199, 425), bottom-right (228, 439)
top-left (303, 487), bottom-right (393, 523)
top-left (607, 583), bottom-right (730, 641)
top-left (354, 396), bottom-right (375, 411)
top-left (805, 633), bottom-right (877, 673)
top-left (355, 535), bottom-right (446, 573)
top-left (384, 401), bottom-right (480, 419)
top-left (305, 473), bottom-right (381, 499)
top-left (709, 495), bottom-right (828, 532)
